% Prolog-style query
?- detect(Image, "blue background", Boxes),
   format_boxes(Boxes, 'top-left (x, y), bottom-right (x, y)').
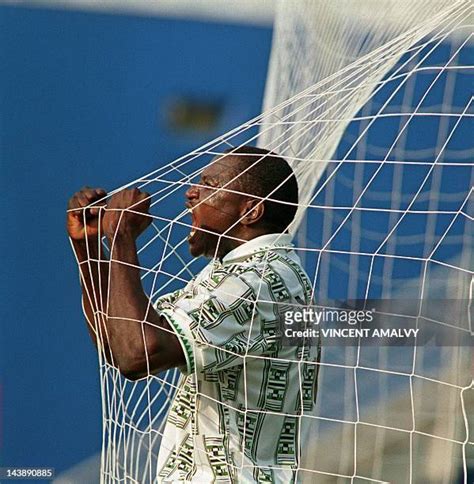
top-left (1, 5), bottom-right (472, 482)
top-left (0, 5), bottom-right (272, 474)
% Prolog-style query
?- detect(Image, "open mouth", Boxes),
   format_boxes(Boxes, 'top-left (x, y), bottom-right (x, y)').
top-left (188, 207), bottom-right (198, 242)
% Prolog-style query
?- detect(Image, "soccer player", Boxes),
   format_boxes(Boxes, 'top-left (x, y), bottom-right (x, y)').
top-left (67, 146), bottom-right (319, 483)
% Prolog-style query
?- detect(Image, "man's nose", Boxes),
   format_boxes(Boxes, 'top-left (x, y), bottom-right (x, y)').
top-left (185, 183), bottom-right (199, 201)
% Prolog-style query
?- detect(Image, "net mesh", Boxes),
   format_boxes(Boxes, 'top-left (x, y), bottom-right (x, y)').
top-left (70, 1), bottom-right (473, 482)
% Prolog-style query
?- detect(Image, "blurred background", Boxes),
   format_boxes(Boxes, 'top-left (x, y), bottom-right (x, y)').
top-left (1, 1), bottom-right (472, 483)
top-left (0, 0), bottom-right (276, 478)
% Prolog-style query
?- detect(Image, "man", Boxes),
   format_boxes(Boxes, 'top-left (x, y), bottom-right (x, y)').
top-left (67, 146), bottom-right (319, 483)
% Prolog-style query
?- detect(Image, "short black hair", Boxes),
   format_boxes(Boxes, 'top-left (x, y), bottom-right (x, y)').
top-left (223, 146), bottom-right (299, 232)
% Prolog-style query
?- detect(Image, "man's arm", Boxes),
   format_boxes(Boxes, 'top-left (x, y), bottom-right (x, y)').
top-left (105, 231), bottom-right (184, 380)
top-left (67, 187), bottom-right (185, 380)
top-left (71, 239), bottom-right (112, 359)
top-left (67, 188), bottom-right (112, 360)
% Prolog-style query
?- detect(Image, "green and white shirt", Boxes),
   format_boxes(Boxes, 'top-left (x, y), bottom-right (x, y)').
top-left (155, 234), bottom-right (320, 483)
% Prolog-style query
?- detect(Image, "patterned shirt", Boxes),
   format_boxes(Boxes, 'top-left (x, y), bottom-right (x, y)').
top-left (155, 234), bottom-right (320, 483)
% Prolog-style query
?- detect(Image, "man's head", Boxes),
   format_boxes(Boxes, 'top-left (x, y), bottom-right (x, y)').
top-left (185, 146), bottom-right (298, 259)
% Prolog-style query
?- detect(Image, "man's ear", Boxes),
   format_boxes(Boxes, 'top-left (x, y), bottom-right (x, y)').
top-left (240, 198), bottom-right (265, 226)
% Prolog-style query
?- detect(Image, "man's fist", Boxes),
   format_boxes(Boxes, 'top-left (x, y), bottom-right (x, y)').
top-left (67, 187), bottom-right (107, 241)
top-left (102, 188), bottom-right (152, 241)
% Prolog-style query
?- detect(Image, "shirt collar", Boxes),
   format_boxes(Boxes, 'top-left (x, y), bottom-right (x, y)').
top-left (221, 233), bottom-right (294, 265)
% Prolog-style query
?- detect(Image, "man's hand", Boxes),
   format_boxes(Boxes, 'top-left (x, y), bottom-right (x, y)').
top-left (103, 188), bottom-right (152, 242)
top-left (67, 187), bottom-right (107, 241)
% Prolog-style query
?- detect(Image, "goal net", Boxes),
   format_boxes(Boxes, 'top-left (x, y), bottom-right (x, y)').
top-left (71, 1), bottom-right (473, 482)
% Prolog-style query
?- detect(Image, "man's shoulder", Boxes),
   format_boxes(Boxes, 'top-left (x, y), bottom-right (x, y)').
top-left (171, 247), bottom-right (311, 304)
top-left (229, 247), bottom-right (306, 278)
top-left (217, 248), bottom-right (311, 297)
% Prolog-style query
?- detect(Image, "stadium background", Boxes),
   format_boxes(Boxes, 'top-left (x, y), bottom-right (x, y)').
top-left (1, 2), bottom-right (471, 482)
top-left (1, 2), bottom-right (273, 477)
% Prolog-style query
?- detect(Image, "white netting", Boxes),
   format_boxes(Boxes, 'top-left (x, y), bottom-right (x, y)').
top-left (70, 1), bottom-right (473, 482)
top-left (260, 0), bottom-right (472, 232)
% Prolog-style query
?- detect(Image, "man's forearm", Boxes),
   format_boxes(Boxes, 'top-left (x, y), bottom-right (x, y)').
top-left (72, 239), bottom-right (111, 358)
top-left (106, 234), bottom-right (163, 377)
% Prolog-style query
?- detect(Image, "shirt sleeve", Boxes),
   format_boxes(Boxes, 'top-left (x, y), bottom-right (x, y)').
top-left (154, 269), bottom-right (280, 376)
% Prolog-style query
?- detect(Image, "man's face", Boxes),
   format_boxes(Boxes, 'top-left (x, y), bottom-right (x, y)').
top-left (185, 156), bottom-right (246, 258)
